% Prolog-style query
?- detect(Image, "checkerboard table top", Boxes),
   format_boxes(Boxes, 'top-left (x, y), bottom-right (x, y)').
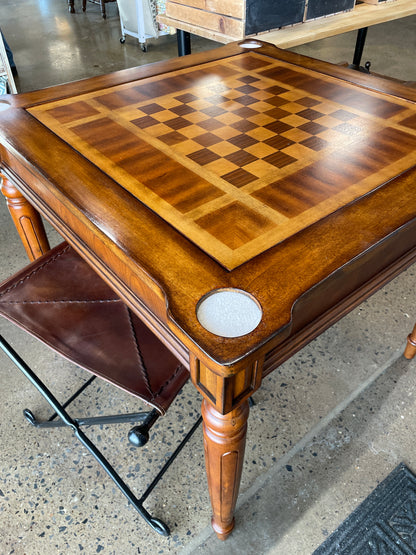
top-left (29, 51), bottom-right (416, 270)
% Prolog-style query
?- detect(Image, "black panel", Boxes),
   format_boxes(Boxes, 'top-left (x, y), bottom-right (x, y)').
top-left (314, 464), bottom-right (416, 555)
top-left (306, 0), bottom-right (355, 20)
top-left (245, 0), bottom-right (306, 35)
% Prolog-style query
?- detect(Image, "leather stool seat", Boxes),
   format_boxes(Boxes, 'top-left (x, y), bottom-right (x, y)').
top-left (0, 241), bottom-right (189, 413)
top-left (0, 241), bottom-right (198, 536)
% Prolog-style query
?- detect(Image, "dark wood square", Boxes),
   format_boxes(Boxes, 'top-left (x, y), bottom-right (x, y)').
top-left (231, 120), bottom-right (258, 133)
top-left (132, 115), bottom-right (158, 128)
top-left (170, 104), bottom-right (196, 116)
top-left (225, 150), bottom-right (258, 167)
top-left (264, 135), bottom-right (295, 150)
top-left (297, 108), bottom-right (324, 121)
top-left (263, 151), bottom-right (297, 168)
top-left (300, 137), bottom-right (328, 151)
top-left (140, 103), bottom-right (164, 115)
top-left (174, 93), bottom-right (199, 103)
top-left (264, 121), bottom-right (292, 134)
top-left (298, 121), bottom-right (327, 135)
top-left (187, 148), bottom-right (221, 165)
top-left (202, 106), bottom-right (227, 117)
top-left (222, 168), bottom-right (257, 187)
top-left (158, 131), bottom-right (187, 145)
top-left (198, 118), bottom-right (224, 131)
top-left (236, 84), bottom-right (260, 94)
top-left (234, 94), bottom-right (259, 106)
top-left (193, 132), bottom-right (223, 147)
top-left (164, 116), bottom-right (193, 130)
top-left (228, 134), bottom-right (258, 149)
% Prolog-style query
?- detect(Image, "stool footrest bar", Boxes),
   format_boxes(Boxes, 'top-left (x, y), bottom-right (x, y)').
top-left (24, 408), bottom-right (157, 428)
top-left (0, 334), bottom-right (200, 536)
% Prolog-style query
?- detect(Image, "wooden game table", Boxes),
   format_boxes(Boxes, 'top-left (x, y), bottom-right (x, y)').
top-left (1, 41), bottom-right (416, 539)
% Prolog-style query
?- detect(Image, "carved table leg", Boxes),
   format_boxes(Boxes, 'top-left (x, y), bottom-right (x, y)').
top-left (201, 398), bottom-right (249, 540)
top-left (404, 323), bottom-right (416, 360)
top-left (1, 175), bottom-right (50, 260)
top-left (68, 0), bottom-right (75, 13)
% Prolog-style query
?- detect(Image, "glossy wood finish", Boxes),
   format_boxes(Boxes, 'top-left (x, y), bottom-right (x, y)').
top-left (0, 41), bottom-right (415, 539)
top-left (202, 399), bottom-right (249, 539)
top-left (1, 175), bottom-right (50, 260)
top-left (28, 54), bottom-right (416, 270)
top-left (404, 323), bottom-right (416, 360)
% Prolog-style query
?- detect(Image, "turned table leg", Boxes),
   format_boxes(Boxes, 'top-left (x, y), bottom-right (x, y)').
top-left (404, 323), bottom-right (416, 360)
top-left (201, 398), bottom-right (249, 540)
top-left (1, 175), bottom-right (50, 260)
top-left (68, 0), bottom-right (75, 13)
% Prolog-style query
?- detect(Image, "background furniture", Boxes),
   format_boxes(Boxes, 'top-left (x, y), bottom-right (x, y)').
top-left (117, 0), bottom-right (169, 51)
top-left (159, 0), bottom-right (415, 47)
top-left (85, 0), bottom-right (117, 18)
top-left (158, 0), bottom-right (416, 57)
top-left (68, 0), bottom-right (117, 17)
top-left (0, 32), bottom-right (17, 94)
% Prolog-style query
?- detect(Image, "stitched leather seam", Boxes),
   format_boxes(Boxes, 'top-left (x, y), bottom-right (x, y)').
top-left (150, 363), bottom-right (186, 402)
top-left (0, 243), bottom-right (71, 298)
top-left (126, 306), bottom-right (155, 400)
top-left (1, 242), bottom-right (188, 407)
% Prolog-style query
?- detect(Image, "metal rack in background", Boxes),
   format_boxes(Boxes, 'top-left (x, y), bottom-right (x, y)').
top-left (0, 32), bottom-right (17, 94)
top-left (117, 0), bottom-right (169, 51)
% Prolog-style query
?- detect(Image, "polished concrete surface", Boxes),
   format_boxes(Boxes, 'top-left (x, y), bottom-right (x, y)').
top-left (0, 2), bottom-right (415, 554)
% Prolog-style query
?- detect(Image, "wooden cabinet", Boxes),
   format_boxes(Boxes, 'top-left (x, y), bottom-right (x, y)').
top-left (164, 0), bottom-right (358, 41)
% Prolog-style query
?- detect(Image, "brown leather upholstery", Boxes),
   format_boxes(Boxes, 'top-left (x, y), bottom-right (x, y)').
top-left (0, 242), bottom-right (188, 414)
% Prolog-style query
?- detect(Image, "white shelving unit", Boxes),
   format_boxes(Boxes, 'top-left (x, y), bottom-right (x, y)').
top-left (0, 33), bottom-right (17, 94)
top-left (117, 0), bottom-right (169, 51)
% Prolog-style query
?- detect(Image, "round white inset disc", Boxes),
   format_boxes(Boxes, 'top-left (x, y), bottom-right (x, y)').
top-left (197, 289), bottom-right (262, 338)
top-left (239, 40), bottom-right (262, 49)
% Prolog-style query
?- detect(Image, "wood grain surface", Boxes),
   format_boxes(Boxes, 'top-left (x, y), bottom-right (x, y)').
top-left (2, 40), bottom-right (416, 542)
top-left (0, 41), bottom-right (415, 370)
top-left (29, 52), bottom-right (416, 270)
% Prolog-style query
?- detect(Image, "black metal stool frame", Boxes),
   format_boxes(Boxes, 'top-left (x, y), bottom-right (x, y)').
top-left (0, 334), bottom-right (202, 537)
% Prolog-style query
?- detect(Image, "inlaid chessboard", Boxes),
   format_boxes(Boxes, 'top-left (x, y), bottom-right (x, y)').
top-left (29, 52), bottom-right (416, 270)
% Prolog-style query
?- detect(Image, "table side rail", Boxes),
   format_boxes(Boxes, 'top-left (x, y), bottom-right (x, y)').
top-left (263, 239), bottom-right (416, 377)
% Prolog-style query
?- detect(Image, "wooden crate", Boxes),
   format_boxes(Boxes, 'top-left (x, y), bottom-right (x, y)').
top-left (165, 0), bottom-right (306, 41)
top-left (305, 0), bottom-right (356, 20)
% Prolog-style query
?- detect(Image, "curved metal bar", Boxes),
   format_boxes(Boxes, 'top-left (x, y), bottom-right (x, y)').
top-left (0, 334), bottom-right (202, 536)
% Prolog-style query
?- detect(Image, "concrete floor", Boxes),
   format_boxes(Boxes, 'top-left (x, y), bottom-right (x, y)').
top-left (0, 1), bottom-right (415, 554)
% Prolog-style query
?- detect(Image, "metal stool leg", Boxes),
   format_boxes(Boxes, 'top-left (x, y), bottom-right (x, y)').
top-left (23, 369), bottom-right (162, 447)
top-left (0, 334), bottom-right (201, 536)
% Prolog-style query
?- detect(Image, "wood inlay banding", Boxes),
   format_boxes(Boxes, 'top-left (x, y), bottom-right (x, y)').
top-left (29, 52), bottom-right (416, 270)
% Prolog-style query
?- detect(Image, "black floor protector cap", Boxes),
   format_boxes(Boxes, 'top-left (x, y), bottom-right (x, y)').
top-left (314, 463), bottom-right (416, 554)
